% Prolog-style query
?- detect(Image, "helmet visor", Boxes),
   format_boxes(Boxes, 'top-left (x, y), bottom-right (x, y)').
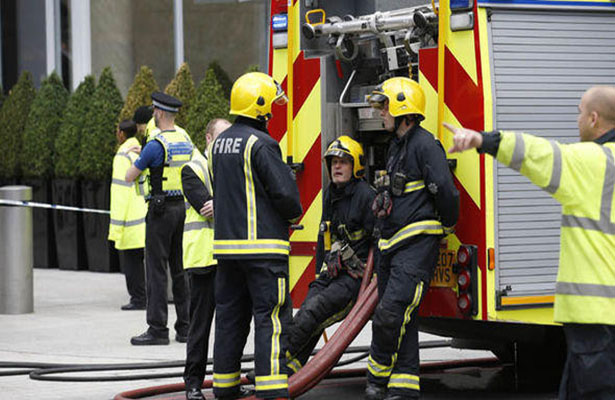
top-left (273, 80), bottom-right (288, 105)
top-left (368, 92), bottom-right (387, 110)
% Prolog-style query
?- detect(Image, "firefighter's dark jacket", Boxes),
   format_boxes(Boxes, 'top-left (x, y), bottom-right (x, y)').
top-left (379, 124), bottom-right (459, 253)
top-left (315, 179), bottom-right (376, 270)
top-left (211, 117), bottom-right (303, 260)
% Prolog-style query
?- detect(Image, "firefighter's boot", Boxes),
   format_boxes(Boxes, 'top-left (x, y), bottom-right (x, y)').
top-left (365, 382), bottom-right (387, 400)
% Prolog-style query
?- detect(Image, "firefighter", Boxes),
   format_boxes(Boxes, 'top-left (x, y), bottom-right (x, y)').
top-left (210, 72), bottom-right (302, 400)
top-left (108, 119), bottom-right (146, 311)
top-left (285, 135), bottom-right (375, 373)
top-left (365, 77), bottom-right (459, 400)
top-left (125, 92), bottom-right (192, 346)
top-left (182, 118), bottom-right (231, 400)
top-left (445, 85), bottom-right (615, 400)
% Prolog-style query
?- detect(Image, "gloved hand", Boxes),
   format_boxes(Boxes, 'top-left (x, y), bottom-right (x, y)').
top-left (372, 190), bottom-right (393, 219)
top-left (325, 249), bottom-right (343, 278)
top-left (346, 259), bottom-right (365, 279)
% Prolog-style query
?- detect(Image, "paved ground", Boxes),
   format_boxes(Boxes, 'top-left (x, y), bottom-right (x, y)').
top-left (0, 269), bottom-right (550, 400)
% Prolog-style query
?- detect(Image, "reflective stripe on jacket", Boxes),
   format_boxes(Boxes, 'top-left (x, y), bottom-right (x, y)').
top-left (211, 117), bottom-right (303, 260)
top-left (146, 129), bottom-right (193, 198)
top-left (108, 137), bottom-right (147, 250)
top-left (496, 130), bottom-right (615, 325)
top-left (181, 151), bottom-right (216, 269)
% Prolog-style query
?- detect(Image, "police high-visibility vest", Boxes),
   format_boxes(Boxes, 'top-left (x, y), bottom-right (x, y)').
top-left (108, 137), bottom-right (147, 250)
top-left (143, 129), bottom-right (193, 199)
top-left (145, 118), bottom-right (189, 143)
top-left (495, 131), bottom-right (615, 325)
top-left (181, 150), bottom-right (216, 269)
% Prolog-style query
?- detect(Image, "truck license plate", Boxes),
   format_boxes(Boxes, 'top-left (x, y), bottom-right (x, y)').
top-left (431, 249), bottom-right (456, 288)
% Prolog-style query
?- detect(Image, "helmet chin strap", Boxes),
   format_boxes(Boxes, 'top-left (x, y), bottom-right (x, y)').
top-left (394, 115), bottom-right (416, 133)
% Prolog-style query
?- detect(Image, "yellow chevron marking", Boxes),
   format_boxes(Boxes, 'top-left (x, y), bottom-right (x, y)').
top-left (290, 1), bottom-right (302, 62)
top-left (293, 80), bottom-right (322, 161)
top-left (420, 71), bottom-right (438, 137)
top-left (289, 255), bottom-right (312, 291)
top-left (444, 105), bottom-right (480, 209)
top-left (291, 191), bottom-right (322, 242)
top-left (272, 48), bottom-right (288, 85)
top-left (447, 24), bottom-right (478, 86)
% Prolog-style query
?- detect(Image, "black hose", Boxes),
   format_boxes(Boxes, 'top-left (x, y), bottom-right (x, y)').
top-left (6, 340), bottom-right (451, 382)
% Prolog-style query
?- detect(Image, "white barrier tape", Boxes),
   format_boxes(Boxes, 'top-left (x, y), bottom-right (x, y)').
top-left (0, 199), bottom-right (111, 215)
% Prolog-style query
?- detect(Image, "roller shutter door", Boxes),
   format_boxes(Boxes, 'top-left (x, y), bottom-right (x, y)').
top-left (491, 10), bottom-right (615, 297)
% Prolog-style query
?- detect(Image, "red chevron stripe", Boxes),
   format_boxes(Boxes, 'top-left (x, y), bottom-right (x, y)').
top-left (292, 53), bottom-right (320, 117)
top-left (419, 48), bottom-right (438, 89)
top-left (444, 47), bottom-right (484, 131)
top-left (296, 135), bottom-right (322, 213)
top-left (291, 258), bottom-right (316, 307)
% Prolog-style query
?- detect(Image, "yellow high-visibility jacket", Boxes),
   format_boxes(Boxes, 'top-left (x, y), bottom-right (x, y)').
top-left (108, 137), bottom-right (147, 250)
top-left (181, 151), bottom-right (216, 269)
top-left (495, 130), bottom-right (615, 325)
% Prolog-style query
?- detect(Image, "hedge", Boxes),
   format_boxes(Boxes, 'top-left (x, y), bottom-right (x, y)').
top-left (165, 62), bottom-right (196, 131)
top-left (118, 65), bottom-right (158, 123)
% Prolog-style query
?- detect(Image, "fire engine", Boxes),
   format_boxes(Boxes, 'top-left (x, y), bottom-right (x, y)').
top-left (267, 0), bottom-right (615, 367)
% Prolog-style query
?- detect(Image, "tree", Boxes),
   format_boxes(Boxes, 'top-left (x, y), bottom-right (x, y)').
top-left (118, 65), bottom-right (158, 123)
top-left (187, 67), bottom-right (230, 152)
top-left (208, 60), bottom-right (233, 100)
top-left (79, 67), bottom-right (123, 181)
top-left (0, 72), bottom-right (36, 179)
top-left (21, 72), bottom-right (68, 178)
top-left (54, 75), bottom-right (96, 178)
top-left (165, 62), bottom-right (196, 130)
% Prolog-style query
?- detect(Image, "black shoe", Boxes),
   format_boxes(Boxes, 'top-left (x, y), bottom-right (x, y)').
top-left (216, 387), bottom-right (254, 400)
top-left (365, 382), bottom-right (387, 400)
top-left (121, 302), bottom-right (146, 311)
top-left (245, 369), bottom-right (255, 384)
top-left (176, 333), bottom-right (188, 343)
top-left (384, 395), bottom-right (416, 400)
top-left (130, 331), bottom-right (170, 346)
top-left (186, 387), bottom-right (205, 400)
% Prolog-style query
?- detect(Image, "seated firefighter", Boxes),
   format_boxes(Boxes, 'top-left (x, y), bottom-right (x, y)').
top-left (285, 135), bottom-right (376, 373)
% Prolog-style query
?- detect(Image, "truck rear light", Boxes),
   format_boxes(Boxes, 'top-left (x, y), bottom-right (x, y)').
top-left (457, 245), bottom-right (470, 267)
top-left (457, 293), bottom-right (472, 313)
top-left (457, 269), bottom-right (471, 291)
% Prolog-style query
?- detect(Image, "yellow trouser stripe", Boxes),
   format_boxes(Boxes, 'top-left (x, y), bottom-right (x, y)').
top-left (244, 135), bottom-right (258, 240)
top-left (270, 278), bottom-right (285, 376)
top-left (255, 374), bottom-right (288, 391)
top-left (396, 282), bottom-right (424, 351)
top-left (378, 220), bottom-right (443, 251)
top-left (213, 371), bottom-right (241, 388)
top-left (388, 373), bottom-right (420, 390)
top-left (367, 354), bottom-right (394, 377)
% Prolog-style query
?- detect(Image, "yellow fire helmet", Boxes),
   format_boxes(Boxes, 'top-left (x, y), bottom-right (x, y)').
top-left (368, 77), bottom-right (425, 120)
top-left (230, 72), bottom-right (288, 121)
top-left (324, 135), bottom-right (365, 179)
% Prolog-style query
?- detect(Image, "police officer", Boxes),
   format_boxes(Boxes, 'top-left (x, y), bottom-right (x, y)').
top-left (109, 119), bottom-right (146, 311)
top-left (125, 92), bottom-right (192, 346)
top-left (285, 136), bottom-right (375, 373)
top-left (210, 72), bottom-right (302, 400)
top-left (365, 77), bottom-right (459, 400)
top-left (445, 85), bottom-right (615, 400)
top-left (182, 118), bottom-right (231, 400)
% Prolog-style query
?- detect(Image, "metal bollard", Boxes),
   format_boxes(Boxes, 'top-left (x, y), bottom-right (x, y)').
top-left (0, 186), bottom-right (33, 314)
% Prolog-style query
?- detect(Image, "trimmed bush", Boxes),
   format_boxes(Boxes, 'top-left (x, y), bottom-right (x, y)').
top-left (79, 67), bottom-right (123, 181)
top-left (118, 65), bottom-right (158, 123)
top-left (55, 75), bottom-right (96, 179)
top-left (0, 72), bottom-right (36, 179)
top-left (165, 62), bottom-right (196, 130)
top-left (186, 67), bottom-right (230, 152)
top-left (245, 64), bottom-right (260, 73)
top-left (21, 72), bottom-right (68, 178)
top-left (0, 84), bottom-right (5, 109)
top-left (208, 60), bottom-right (233, 100)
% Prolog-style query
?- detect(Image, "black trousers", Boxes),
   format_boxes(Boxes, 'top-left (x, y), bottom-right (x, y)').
top-left (119, 248), bottom-right (145, 306)
top-left (145, 200), bottom-right (189, 338)
top-left (184, 267), bottom-right (216, 390)
top-left (286, 271), bottom-right (361, 371)
top-left (559, 323), bottom-right (615, 400)
top-left (213, 259), bottom-right (292, 399)
top-left (367, 235), bottom-right (439, 399)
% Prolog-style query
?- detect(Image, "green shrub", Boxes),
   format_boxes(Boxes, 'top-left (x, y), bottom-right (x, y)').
top-left (245, 64), bottom-right (260, 73)
top-left (79, 67), bottom-right (123, 181)
top-left (208, 60), bottom-right (233, 100)
top-left (54, 75), bottom-right (96, 179)
top-left (21, 72), bottom-right (68, 178)
top-left (118, 65), bottom-right (158, 123)
top-left (186, 67), bottom-right (229, 152)
top-left (165, 62), bottom-right (196, 130)
top-left (0, 84), bottom-right (5, 109)
top-left (0, 72), bottom-right (36, 179)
